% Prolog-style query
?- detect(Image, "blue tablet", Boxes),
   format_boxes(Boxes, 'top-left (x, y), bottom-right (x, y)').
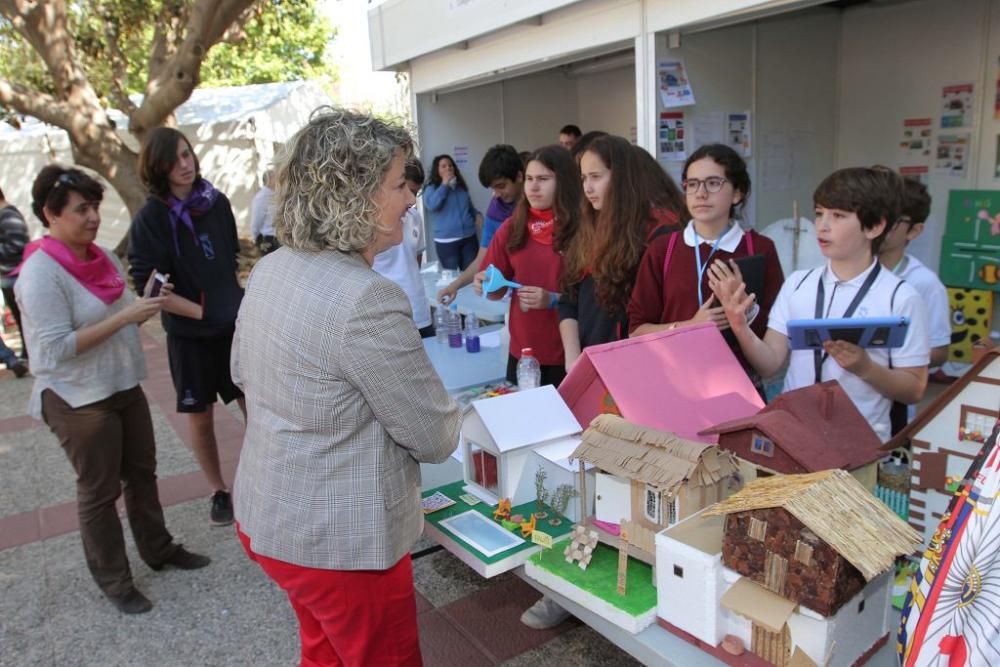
top-left (787, 316), bottom-right (910, 350)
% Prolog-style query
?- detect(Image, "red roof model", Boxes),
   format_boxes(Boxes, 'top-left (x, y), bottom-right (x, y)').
top-left (699, 381), bottom-right (883, 474)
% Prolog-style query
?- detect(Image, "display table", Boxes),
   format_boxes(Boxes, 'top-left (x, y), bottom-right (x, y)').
top-left (422, 324), bottom-right (508, 393)
top-left (515, 568), bottom-right (899, 667)
top-left (421, 269), bottom-right (509, 323)
top-left (419, 326), bottom-right (510, 488)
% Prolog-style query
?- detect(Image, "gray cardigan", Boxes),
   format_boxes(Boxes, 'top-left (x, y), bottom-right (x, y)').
top-left (232, 248), bottom-right (460, 570)
top-left (15, 248), bottom-right (146, 419)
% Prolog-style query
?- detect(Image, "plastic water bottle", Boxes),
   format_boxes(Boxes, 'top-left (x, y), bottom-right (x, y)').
top-left (434, 307), bottom-right (448, 344)
top-left (447, 304), bottom-right (463, 348)
top-left (465, 313), bottom-right (481, 353)
top-left (516, 347), bottom-right (541, 389)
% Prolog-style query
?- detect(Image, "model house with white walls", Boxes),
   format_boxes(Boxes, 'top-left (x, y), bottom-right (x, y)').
top-left (570, 413), bottom-right (741, 563)
top-left (655, 470), bottom-right (919, 667)
top-left (885, 349), bottom-right (1000, 549)
top-left (461, 384), bottom-right (593, 521)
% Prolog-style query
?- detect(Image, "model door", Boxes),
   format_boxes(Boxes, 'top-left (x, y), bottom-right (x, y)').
top-left (595, 473), bottom-right (631, 525)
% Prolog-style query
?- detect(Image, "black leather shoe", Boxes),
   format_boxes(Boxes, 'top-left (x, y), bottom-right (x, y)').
top-left (150, 545), bottom-right (211, 571)
top-left (108, 588), bottom-right (153, 614)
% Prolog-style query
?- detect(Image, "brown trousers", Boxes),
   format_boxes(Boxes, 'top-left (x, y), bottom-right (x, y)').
top-left (42, 386), bottom-right (176, 597)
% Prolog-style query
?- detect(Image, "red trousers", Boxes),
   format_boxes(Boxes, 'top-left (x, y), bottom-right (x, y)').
top-left (237, 528), bottom-right (422, 667)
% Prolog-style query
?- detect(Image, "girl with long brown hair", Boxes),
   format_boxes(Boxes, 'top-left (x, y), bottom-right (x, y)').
top-left (473, 145), bottom-right (581, 386)
top-left (558, 135), bottom-right (685, 369)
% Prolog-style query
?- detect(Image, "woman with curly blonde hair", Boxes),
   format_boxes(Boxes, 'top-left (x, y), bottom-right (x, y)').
top-left (232, 107), bottom-right (461, 666)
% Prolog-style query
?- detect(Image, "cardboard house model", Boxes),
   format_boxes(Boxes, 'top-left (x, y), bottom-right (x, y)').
top-left (884, 348), bottom-right (1000, 549)
top-left (558, 323), bottom-right (764, 440)
top-left (461, 385), bottom-right (594, 522)
top-left (656, 470), bottom-right (920, 667)
top-left (700, 381), bottom-right (884, 491)
top-left (569, 414), bottom-right (741, 564)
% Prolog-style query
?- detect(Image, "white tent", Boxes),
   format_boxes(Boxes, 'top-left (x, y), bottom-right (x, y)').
top-left (0, 80), bottom-right (333, 248)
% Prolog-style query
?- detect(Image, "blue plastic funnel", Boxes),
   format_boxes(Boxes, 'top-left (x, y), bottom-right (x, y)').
top-left (482, 264), bottom-right (522, 293)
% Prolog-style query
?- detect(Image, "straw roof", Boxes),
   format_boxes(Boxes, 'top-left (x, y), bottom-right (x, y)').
top-left (704, 470), bottom-right (920, 580)
top-left (570, 414), bottom-right (738, 494)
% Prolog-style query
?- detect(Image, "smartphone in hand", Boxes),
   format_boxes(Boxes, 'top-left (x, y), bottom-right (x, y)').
top-left (147, 272), bottom-right (167, 298)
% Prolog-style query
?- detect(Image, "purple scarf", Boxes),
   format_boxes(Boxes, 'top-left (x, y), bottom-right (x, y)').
top-left (166, 179), bottom-right (220, 255)
top-left (486, 196), bottom-right (516, 223)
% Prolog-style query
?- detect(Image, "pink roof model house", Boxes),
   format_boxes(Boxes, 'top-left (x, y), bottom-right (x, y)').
top-left (558, 324), bottom-right (764, 441)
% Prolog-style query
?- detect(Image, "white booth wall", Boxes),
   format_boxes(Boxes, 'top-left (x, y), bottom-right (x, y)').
top-left (836, 0), bottom-right (1000, 272)
top-left (416, 64), bottom-right (635, 215)
top-left (414, 0), bottom-right (1000, 285)
top-left (653, 8), bottom-right (840, 234)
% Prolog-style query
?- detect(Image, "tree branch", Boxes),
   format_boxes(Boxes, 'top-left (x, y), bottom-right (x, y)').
top-left (0, 76), bottom-right (79, 129)
top-left (131, 0), bottom-right (256, 137)
top-left (102, 18), bottom-right (137, 117)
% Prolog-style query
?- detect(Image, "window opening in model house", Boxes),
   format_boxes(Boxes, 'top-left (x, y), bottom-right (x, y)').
top-left (751, 433), bottom-right (774, 457)
top-left (749, 516), bottom-right (767, 541)
top-left (468, 443), bottom-right (500, 496)
top-left (644, 485), bottom-right (661, 524)
top-left (794, 539), bottom-right (813, 566)
top-left (960, 406), bottom-right (998, 444)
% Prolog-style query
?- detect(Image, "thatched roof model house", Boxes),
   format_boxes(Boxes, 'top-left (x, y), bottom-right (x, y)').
top-left (705, 469), bottom-right (920, 605)
top-left (570, 414), bottom-right (740, 562)
top-left (656, 470), bottom-right (920, 667)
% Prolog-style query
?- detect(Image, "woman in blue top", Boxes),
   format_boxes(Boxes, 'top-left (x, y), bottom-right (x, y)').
top-left (423, 154), bottom-right (481, 271)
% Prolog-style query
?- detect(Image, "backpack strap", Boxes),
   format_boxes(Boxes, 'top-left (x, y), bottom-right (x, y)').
top-left (661, 231), bottom-right (679, 288)
top-left (794, 268), bottom-right (816, 291)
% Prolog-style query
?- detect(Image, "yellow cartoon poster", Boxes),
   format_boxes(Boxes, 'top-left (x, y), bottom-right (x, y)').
top-left (947, 288), bottom-right (994, 362)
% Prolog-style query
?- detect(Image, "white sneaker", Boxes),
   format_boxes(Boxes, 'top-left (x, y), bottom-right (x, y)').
top-left (520, 596), bottom-right (571, 629)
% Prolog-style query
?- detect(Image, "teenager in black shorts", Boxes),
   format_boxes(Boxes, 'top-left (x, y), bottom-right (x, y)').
top-left (128, 128), bottom-right (246, 526)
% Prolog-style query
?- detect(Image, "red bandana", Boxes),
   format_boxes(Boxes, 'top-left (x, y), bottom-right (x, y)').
top-left (527, 207), bottom-right (556, 245)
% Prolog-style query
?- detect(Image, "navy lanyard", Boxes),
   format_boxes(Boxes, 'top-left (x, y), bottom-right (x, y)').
top-left (693, 225), bottom-right (729, 306)
top-left (813, 262), bottom-right (881, 383)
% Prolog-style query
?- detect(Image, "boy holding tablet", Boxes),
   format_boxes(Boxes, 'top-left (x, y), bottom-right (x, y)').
top-left (708, 167), bottom-right (929, 442)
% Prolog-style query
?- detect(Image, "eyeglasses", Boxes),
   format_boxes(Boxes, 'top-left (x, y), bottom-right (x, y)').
top-left (681, 177), bottom-right (729, 194)
top-left (52, 172), bottom-right (81, 191)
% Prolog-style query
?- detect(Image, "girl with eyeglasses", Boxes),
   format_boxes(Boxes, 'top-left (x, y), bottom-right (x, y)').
top-left (627, 143), bottom-right (783, 384)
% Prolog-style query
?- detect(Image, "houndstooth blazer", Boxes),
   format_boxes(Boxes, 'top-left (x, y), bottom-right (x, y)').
top-left (231, 247), bottom-right (460, 570)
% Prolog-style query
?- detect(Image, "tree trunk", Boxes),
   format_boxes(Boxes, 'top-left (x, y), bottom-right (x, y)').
top-left (68, 127), bottom-right (143, 257)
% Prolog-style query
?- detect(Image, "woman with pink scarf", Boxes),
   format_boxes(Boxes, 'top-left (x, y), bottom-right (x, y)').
top-left (15, 166), bottom-right (210, 614)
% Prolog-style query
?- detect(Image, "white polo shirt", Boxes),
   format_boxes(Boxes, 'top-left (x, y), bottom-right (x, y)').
top-left (373, 206), bottom-right (432, 329)
top-left (893, 254), bottom-right (951, 349)
top-left (768, 259), bottom-right (930, 442)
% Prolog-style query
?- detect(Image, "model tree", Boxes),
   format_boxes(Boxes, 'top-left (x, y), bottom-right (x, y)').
top-left (534, 467), bottom-right (549, 519)
top-left (548, 484), bottom-right (579, 526)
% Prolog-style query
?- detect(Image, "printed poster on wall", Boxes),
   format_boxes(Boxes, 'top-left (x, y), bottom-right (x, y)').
top-left (900, 165), bottom-right (929, 185)
top-left (658, 59), bottom-right (695, 108)
top-left (935, 132), bottom-right (970, 177)
top-left (900, 118), bottom-right (933, 162)
top-left (941, 83), bottom-right (974, 128)
top-left (658, 112), bottom-right (687, 161)
top-left (452, 145), bottom-right (470, 170)
top-left (995, 57), bottom-right (1000, 119)
top-left (727, 112), bottom-right (752, 157)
